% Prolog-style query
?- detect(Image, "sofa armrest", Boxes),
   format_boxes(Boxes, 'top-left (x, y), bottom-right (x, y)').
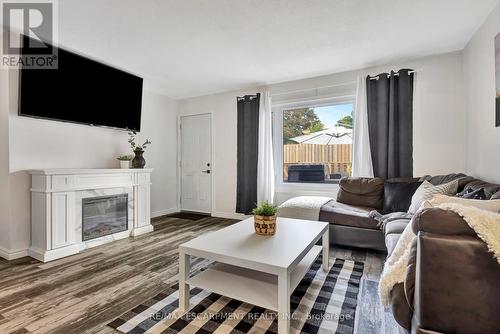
top-left (411, 208), bottom-right (476, 237)
top-left (412, 231), bottom-right (500, 334)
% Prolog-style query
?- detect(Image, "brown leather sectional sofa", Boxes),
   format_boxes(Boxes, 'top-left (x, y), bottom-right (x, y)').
top-left (318, 173), bottom-right (500, 333)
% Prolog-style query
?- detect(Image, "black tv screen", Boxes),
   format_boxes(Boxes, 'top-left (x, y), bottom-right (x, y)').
top-left (19, 36), bottom-right (143, 131)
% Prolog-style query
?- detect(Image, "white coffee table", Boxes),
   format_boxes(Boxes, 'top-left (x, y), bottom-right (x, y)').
top-left (178, 217), bottom-right (329, 334)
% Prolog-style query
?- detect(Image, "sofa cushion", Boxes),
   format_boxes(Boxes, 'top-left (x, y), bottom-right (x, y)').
top-left (390, 283), bottom-right (413, 330)
top-left (384, 219), bottom-right (410, 236)
top-left (319, 200), bottom-right (380, 230)
top-left (461, 179), bottom-right (500, 197)
top-left (457, 187), bottom-right (491, 200)
top-left (337, 177), bottom-right (384, 209)
top-left (383, 181), bottom-right (422, 214)
top-left (388, 240), bottom-right (417, 331)
top-left (419, 173), bottom-right (467, 186)
top-left (385, 233), bottom-right (401, 256)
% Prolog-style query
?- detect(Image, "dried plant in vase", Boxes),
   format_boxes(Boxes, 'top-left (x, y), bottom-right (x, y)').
top-left (127, 129), bottom-right (152, 168)
top-left (252, 201), bottom-right (278, 236)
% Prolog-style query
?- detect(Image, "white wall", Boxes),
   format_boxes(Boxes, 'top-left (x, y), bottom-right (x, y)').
top-left (141, 91), bottom-right (179, 216)
top-left (0, 53), bottom-right (12, 258)
top-left (179, 52), bottom-right (467, 209)
top-left (463, 1), bottom-right (500, 183)
top-left (179, 89), bottom-right (263, 219)
top-left (0, 67), bottom-right (178, 259)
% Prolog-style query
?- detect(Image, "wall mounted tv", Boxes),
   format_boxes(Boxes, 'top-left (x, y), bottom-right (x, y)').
top-left (19, 36), bottom-right (143, 131)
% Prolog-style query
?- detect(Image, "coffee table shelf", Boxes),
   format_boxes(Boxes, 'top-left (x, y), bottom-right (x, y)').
top-left (186, 245), bottom-right (322, 311)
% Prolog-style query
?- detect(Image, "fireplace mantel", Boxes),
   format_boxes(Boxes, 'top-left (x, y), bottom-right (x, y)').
top-left (29, 168), bottom-right (153, 262)
top-left (29, 168), bottom-right (154, 175)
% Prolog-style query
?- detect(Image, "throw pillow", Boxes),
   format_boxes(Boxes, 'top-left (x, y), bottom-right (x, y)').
top-left (408, 179), bottom-right (459, 214)
top-left (337, 177), bottom-right (384, 209)
top-left (456, 187), bottom-right (492, 200)
top-left (383, 181), bottom-right (423, 214)
top-left (431, 194), bottom-right (500, 213)
top-left (455, 187), bottom-right (471, 197)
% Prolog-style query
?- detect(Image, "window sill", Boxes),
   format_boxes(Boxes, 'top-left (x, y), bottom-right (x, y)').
top-left (275, 182), bottom-right (339, 195)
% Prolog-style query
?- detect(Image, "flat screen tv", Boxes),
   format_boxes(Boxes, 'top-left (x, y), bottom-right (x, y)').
top-left (19, 36), bottom-right (143, 131)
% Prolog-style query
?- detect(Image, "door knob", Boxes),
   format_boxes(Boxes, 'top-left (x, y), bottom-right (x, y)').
top-left (202, 170), bottom-right (211, 174)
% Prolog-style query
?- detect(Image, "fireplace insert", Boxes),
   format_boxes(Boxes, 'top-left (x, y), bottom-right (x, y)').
top-left (82, 194), bottom-right (128, 241)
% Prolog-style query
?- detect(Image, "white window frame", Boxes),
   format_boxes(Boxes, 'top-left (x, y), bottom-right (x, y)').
top-left (272, 95), bottom-right (356, 194)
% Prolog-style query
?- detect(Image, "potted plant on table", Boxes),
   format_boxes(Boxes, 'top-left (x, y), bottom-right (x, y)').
top-left (127, 129), bottom-right (152, 168)
top-left (252, 201), bottom-right (278, 236)
top-left (117, 155), bottom-right (133, 169)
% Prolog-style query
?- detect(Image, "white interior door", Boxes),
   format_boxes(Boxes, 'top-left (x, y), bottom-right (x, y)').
top-left (180, 114), bottom-right (212, 213)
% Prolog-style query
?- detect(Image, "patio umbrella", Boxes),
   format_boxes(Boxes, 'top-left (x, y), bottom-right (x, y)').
top-left (290, 126), bottom-right (352, 145)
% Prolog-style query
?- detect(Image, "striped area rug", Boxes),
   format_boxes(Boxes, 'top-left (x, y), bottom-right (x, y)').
top-left (109, 256), bottom-right (364, 334)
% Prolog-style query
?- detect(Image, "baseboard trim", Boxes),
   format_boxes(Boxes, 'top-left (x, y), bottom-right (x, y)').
top-left (28, 245), bottom-right (81, 263)
top-left (0, 246), bottom-right (29, 260)
top-left (211, 211), bottom-right (249, 220)
top-left (152, 207), bottom-right (179, 218)
top-left (131, 225), bottom-right (154, 237)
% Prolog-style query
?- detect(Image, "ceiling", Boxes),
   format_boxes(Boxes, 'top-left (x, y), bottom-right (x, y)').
top-left (58, 0), bottom-right (498, 99)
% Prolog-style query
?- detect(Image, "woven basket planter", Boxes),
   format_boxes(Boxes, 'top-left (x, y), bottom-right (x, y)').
top-left (254, 215), bottom-right (276, 236)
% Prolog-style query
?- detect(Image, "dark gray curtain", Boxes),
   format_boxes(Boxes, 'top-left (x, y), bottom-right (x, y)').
top-left (236, 94), bottom-right (260, 214)
top-left (366, 69), bottom-right (414, 179)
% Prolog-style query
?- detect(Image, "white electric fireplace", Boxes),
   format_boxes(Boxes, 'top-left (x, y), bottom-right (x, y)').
top-left (29, 168), bottom-right (153, 262)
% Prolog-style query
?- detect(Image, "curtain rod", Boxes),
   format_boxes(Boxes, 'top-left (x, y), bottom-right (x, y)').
top-left (368, 70), bottom-right (419, 80)
top-left (270, 81), bottom-right (357, 97)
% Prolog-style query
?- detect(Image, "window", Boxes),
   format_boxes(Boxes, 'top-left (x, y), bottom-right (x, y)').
top-left (276, 101), bottom-right (354, 185)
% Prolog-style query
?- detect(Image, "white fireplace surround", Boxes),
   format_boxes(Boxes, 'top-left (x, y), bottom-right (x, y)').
top-left (29, 168), bottom-right (153, 262)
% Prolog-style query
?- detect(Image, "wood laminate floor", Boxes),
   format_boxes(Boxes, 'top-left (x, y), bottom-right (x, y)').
top-left (0, 215), bottom-right (396, 334)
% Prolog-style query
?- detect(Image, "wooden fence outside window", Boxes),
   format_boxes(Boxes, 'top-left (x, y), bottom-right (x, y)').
top-left (283, 144), bottom-right (353, 180)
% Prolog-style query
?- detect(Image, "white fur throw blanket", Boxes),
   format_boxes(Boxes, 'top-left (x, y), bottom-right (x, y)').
top-left (379, 203), bottom-right (500, 306)
top-left (277, 196), bottom-right (333, 221)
